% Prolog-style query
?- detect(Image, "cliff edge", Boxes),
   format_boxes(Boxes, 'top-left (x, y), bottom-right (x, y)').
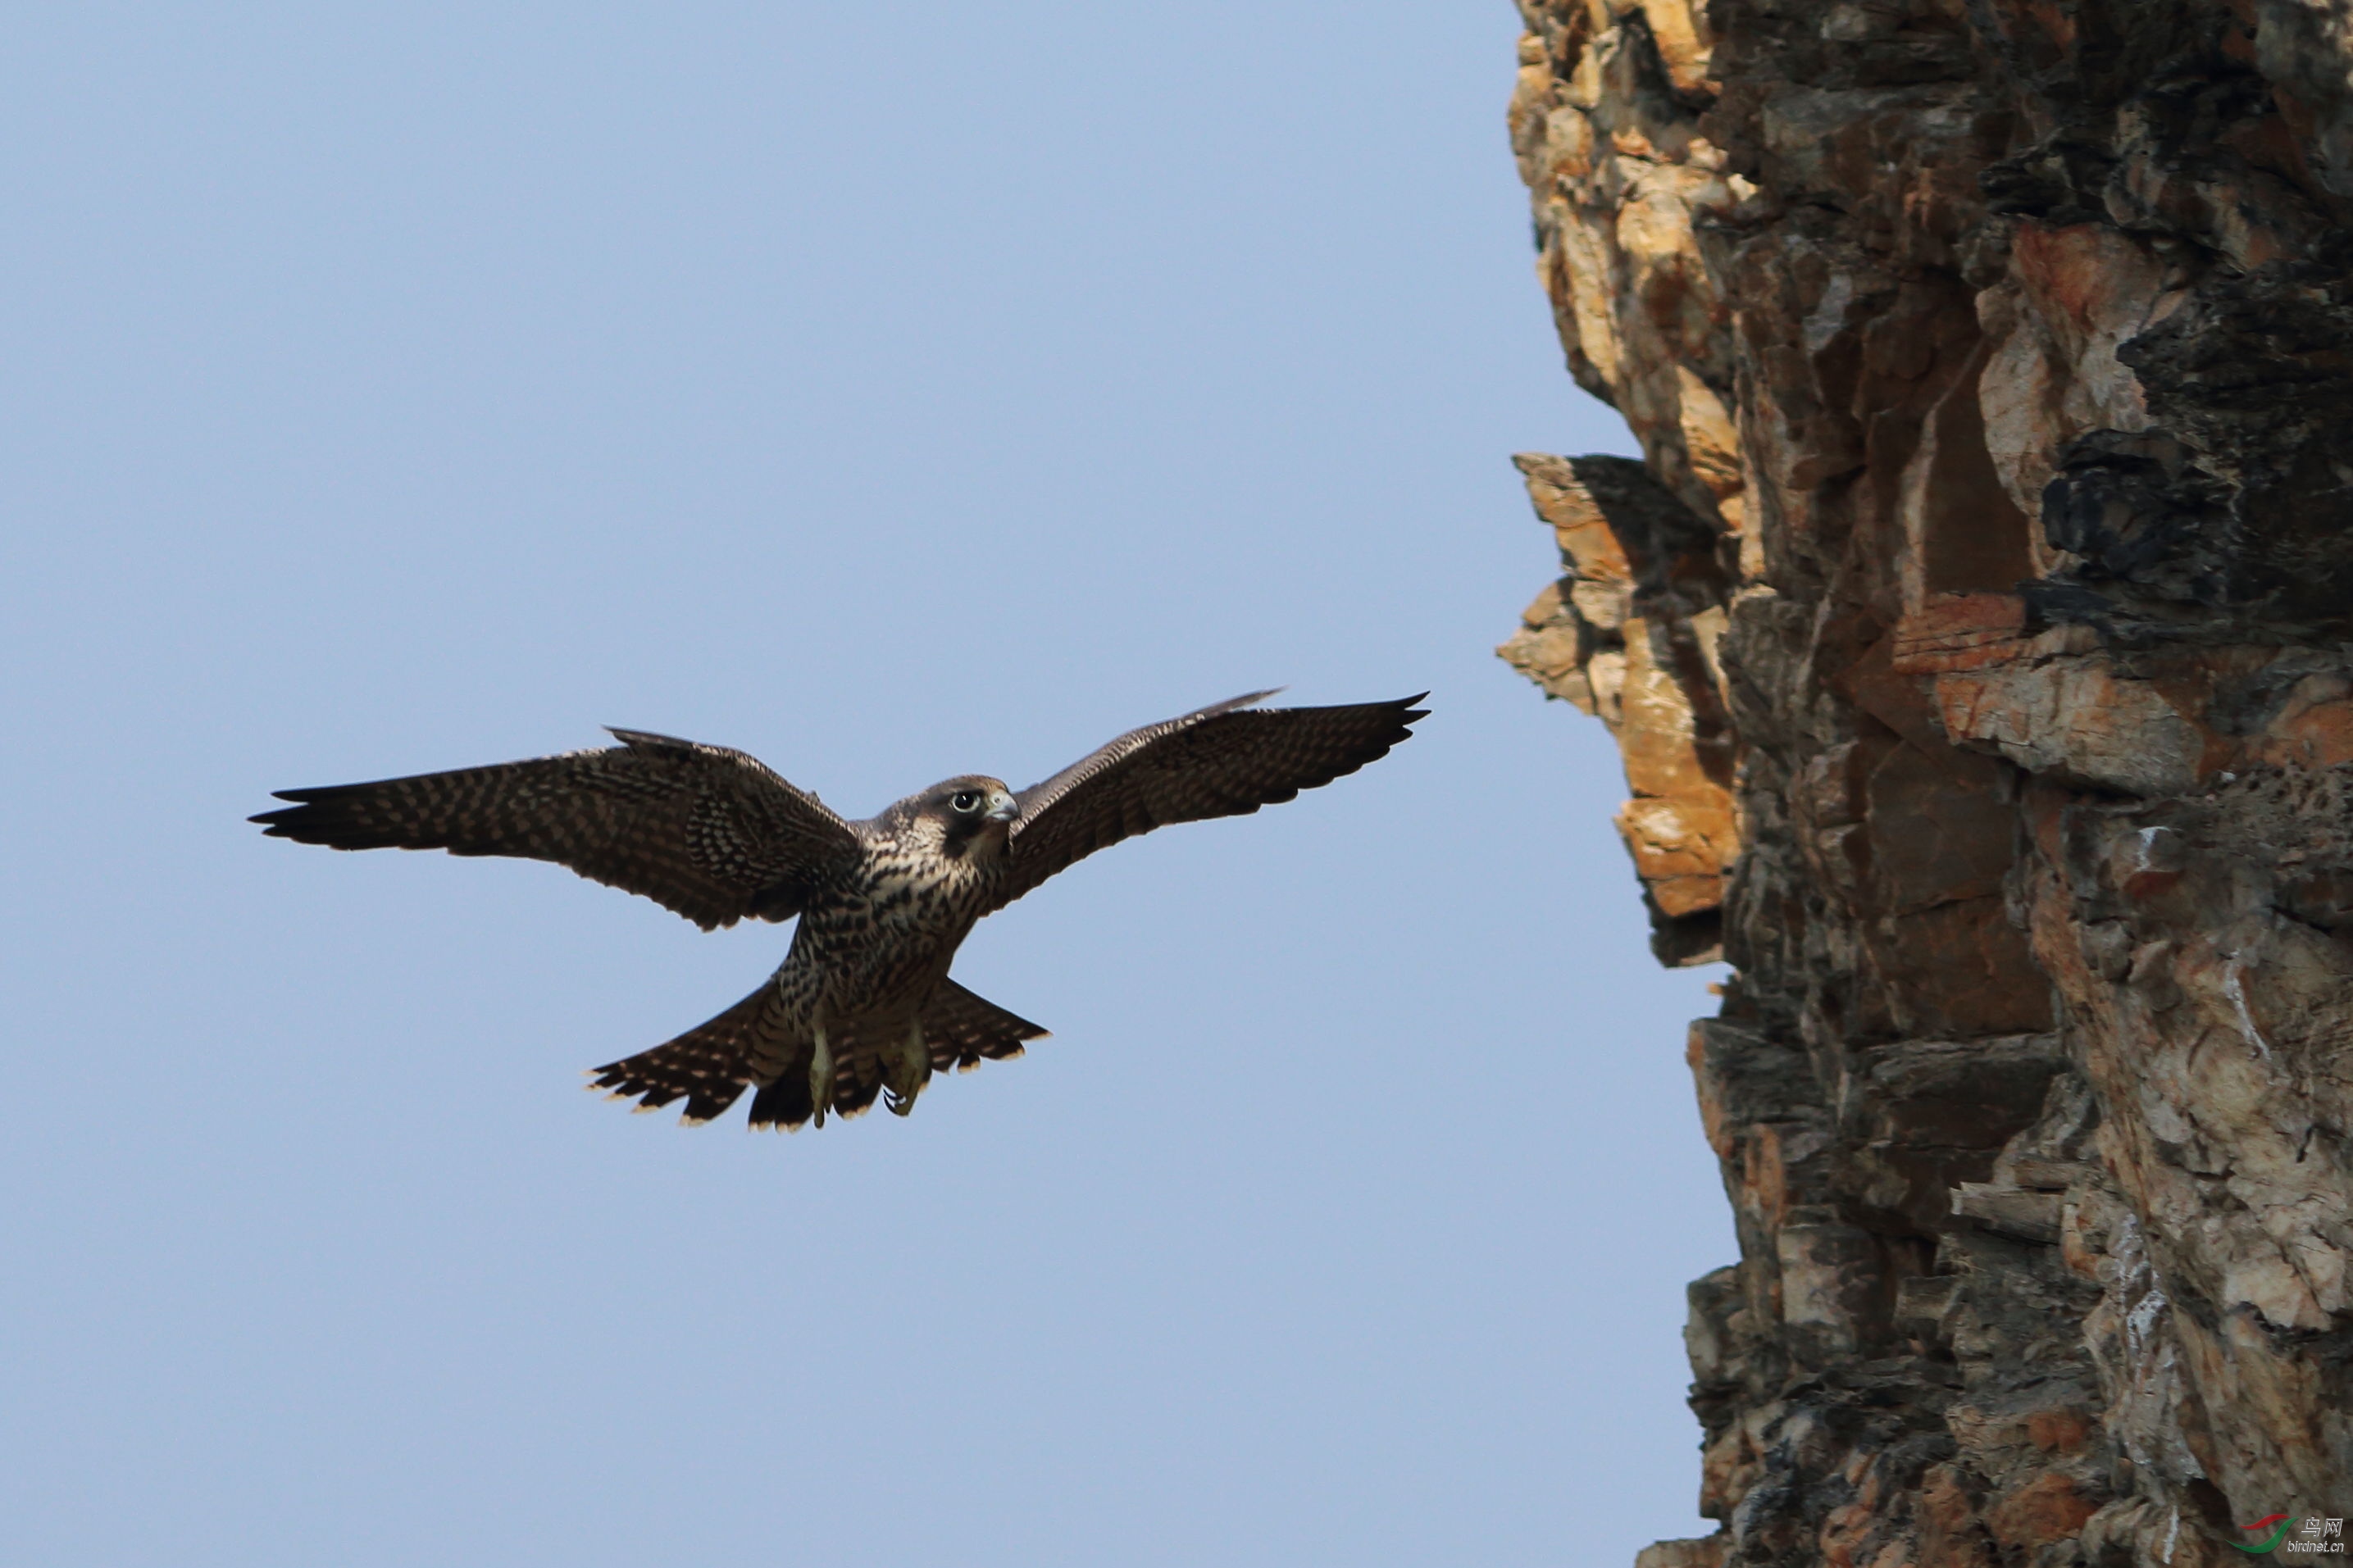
top-left (1499, 2), bottom-right (2353, 1562)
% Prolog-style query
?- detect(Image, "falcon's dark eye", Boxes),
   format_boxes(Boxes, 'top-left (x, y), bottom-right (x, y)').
top-left (951, 790), bottom-right (983, 813)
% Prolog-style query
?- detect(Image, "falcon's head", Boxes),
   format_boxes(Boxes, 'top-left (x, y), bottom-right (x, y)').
top-left (900, 775), bottom-right (1018, 862)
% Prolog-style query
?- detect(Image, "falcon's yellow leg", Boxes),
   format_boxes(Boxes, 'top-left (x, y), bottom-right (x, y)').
top-left (885, 1019), bottom-right (930, 1116)
top-left (808, 1025), bottom-right (834, 1129)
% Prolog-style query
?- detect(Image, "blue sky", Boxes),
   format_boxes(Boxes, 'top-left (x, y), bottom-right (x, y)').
top-left (0, 6), bottom-right (1732, 1564)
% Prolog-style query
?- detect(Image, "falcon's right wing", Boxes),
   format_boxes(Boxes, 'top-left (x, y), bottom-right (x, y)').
top-left (985, 691), bottom-right (1427, 915)
top-left (252, 729), bottom-right (863, 929)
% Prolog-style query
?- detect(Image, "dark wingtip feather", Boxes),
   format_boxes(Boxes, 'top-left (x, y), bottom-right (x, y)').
top-left (1386, 693), bottom-right (1431, 743)
top-left (603, 725), bottom-right (691, 752)
top-left (248, 793), bottom-right (402, 849)
top-left (249, 802), bottom-right (325, 838)
top-left (252, 785), bottom-right (357, 837)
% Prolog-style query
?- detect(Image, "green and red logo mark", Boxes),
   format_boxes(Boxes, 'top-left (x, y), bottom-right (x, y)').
top-left (2235, 1516), bottom-right (2296, 1555)
top-left (2233, 1514), bottom-right (2346, 1555)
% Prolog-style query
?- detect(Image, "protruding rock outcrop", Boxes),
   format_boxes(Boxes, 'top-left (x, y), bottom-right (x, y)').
top-left (1501, 3), bottom-right (2353, 1562)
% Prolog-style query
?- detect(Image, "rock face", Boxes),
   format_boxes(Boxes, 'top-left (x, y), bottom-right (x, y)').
top-left (1498, 2), bottom-right (2353, 1562)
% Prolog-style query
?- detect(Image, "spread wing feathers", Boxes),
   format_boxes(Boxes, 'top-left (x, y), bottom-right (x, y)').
top-left (252, 730), bottom-right (862, 930)
top-left (595, 979), bottom-right (1049, 1131)
top-left (990, 691), bottom-right (1427, 913)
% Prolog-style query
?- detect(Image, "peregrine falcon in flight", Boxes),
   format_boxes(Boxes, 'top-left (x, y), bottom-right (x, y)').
top-left (254, 691), bottom-right (1425, 1131)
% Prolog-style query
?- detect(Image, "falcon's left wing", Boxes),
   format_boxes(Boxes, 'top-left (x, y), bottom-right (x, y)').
top-left (984, 691), bottom-right (1427, 915)
top-left (253, 729), bottom-right (863, 929)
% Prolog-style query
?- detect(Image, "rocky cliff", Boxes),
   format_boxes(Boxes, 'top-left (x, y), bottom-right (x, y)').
top-left (1497, 2), bottom-right (2353, 1562)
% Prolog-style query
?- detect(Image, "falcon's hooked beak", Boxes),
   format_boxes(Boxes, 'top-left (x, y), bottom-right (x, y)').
top-left (985, 791), bottom-right (1018, 824)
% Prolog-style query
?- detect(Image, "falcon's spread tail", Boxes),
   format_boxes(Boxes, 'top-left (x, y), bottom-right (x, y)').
top-left (589, 979), bottom-right (1048, 1131)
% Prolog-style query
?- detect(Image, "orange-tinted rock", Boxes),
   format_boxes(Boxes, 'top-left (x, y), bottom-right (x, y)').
top-left (1635, 1537), bottom-right (1727, 1568)
top-left (1889, 594), bottom-right (2030, 676)
top-left (1987, 1473), bottom-right (2100, 1550)
top-left (2026, 1407), bottom-right (2093, 1454)
top-left (1503, 453), bottom-right (1735, 961)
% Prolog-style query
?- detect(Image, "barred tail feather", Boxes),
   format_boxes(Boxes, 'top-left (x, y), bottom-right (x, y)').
top-left (588, 982), bottom-right (794, 1126)
top-left (743, 1066), bottom-right (816, 1131)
